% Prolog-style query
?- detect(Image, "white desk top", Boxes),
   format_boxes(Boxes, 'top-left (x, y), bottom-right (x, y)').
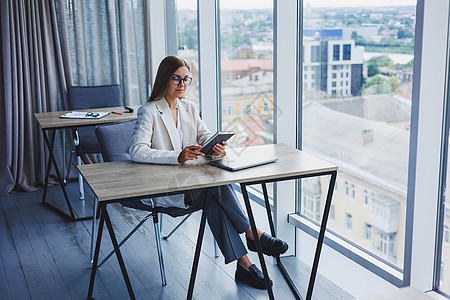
top-left (34, 105), bottom-right (138, 129)
top-left (78, 144), bottom-right (337, 203)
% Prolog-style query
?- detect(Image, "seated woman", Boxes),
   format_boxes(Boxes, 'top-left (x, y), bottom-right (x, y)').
top-left (129, 55), bottom-right (288, 289)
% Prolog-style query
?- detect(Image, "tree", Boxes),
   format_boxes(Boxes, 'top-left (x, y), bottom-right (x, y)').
top-left (362, 75), bottom-right (393, 96)
top-left (398, 28), bottom-right (413, 39)
top-left (367, 63), bottom-right (379, 77)
top-left (367, 55), bottom-right (393, 68)
top-left (388, 75), bottom-right (399, 91)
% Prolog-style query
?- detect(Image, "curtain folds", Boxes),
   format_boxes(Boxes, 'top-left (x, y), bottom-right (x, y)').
top-left (0, 0), bottom-right (64, 195)
top-left (1, 0), bottom-right (151, 195)
top-left (55, 0), bottom-right (151, 105)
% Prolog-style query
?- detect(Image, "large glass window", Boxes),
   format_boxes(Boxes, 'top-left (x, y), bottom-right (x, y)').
top-left (301, 1), bottom-right (417, 272)
top-left (218, 0), bottom-right (274, 148)
top-left (175, 0), bottom-right (199, 105)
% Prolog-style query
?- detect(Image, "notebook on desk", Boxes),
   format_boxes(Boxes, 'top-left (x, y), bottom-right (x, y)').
top-left (209, 151), bottom-right (278, 171)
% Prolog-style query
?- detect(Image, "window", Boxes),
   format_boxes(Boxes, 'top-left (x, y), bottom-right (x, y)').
top-left (302, 1), bottom-right (416, 274)
top-left (330, 205), bottom-right (335, 221)
top-left (227, 106), bottom-right (235, 116)
top-left (343, 44), bottom-right (351, 60)
top-left (346, 213), bottom-right (352, 232)
top-left (344, 181), bottom-right (349, 197)
top-left (219, 0), bottom-right (273, 148)
top-left (364, 223), bottom-right (372, 241)
top-left (333, 44), bottom-right (340, 61)
top-left (311, 45), bottom-right (321, 63)
top-left (175, 0), bottom-right (199, 105)
top-left (363, 190), bottom-right (369, 206)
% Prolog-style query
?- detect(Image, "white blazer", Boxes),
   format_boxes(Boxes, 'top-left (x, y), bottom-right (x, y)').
top-left (129, 98), bottom-right (213, 164)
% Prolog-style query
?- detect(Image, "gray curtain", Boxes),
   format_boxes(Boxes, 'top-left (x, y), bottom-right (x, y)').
top-left (0, 0), bottom-right (66, 195)
top-left (55, 0), bottom-right (151, 105)
top-left (0, 0), bottom-right (152, 195)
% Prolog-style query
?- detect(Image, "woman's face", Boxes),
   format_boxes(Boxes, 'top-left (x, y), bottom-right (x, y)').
top-left (165, 66), bottom-right (190, 101)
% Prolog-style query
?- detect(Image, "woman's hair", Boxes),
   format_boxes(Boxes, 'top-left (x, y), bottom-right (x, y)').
top-left (147, 55), bottom-right (190, 102)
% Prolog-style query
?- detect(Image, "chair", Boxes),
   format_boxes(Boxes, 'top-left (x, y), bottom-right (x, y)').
top-left (66, 84), bottom-right (123, 199)
top-left (94, 120), bottom-right (218, 286)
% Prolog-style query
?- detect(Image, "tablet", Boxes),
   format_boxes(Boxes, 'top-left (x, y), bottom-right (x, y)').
top-left (200, 131), bottom-right (235, 156)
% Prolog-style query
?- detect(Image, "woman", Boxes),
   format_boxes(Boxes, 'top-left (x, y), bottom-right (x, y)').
top-left (129, 55), bottom-right (288, 289)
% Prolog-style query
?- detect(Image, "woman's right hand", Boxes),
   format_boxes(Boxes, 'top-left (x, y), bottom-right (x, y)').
top-left (178, 145), bottom-right (204, 163)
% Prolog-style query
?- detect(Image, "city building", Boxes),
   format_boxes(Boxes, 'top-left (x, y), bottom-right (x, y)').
top-left (303, 39), bottom-right (364, 97)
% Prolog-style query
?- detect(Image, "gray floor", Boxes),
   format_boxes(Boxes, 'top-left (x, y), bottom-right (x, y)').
top-left (0, 182), bottom-right (354, 299)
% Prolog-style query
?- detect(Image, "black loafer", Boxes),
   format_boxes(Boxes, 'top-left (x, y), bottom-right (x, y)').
top-left (235, 264), bottom-right (272, 290)
top-left (246, 233), bottom-right (288, 256)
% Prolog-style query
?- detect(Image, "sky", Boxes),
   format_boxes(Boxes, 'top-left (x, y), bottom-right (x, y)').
top-left (176, 0), bottom-right (416, 10)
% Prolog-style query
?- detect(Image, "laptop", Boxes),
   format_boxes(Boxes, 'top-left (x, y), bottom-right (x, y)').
top-left (209, 151), bottom-right (278, 171)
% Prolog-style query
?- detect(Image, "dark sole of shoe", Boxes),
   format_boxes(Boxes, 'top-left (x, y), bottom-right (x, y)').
top-left (247, 242), bottom-right (289, 257)
top-left (235, 271), bottom-right (272, 290)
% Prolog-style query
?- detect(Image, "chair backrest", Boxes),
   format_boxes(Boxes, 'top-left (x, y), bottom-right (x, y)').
top-left (95, 119), bottom-right (136, 162)
top-left (68, 84), bottom-right (122, 110)
top-left (68, 84), bottom-right (123, 155)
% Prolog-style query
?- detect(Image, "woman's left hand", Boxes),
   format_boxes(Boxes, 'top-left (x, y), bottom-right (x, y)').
top-left (212, 141), bottom-right (227, 157)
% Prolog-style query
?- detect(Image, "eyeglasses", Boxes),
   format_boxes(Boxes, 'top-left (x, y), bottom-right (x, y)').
top-left (170, 76), bottom-right (192, 86)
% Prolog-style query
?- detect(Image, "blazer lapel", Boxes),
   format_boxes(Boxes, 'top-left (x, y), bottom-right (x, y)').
top-left (156, 99), bottom-right (181, 150)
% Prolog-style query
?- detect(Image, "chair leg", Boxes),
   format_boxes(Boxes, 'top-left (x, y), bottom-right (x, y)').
top-left (96, 214), bottom-right (151, 268)
top-left (161, 213), bottom-right (193, 240)
top-left (62, 130), bottom-right (66, 184)
top-left (153, 216), bottom-right (167, 286)
top-left (65, 150), bottom-right (74, 184)
top-left (76, 155), bottom-right (85, 200)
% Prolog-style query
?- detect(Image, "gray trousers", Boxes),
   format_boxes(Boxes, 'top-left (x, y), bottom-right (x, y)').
top-left (185, 185), bottom-right (251, 264)
top-left (124, 185), bottom-right (251, 264)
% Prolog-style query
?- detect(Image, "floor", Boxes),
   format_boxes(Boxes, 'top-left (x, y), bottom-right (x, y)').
top-left (0, 182), bottom-right (354, 299)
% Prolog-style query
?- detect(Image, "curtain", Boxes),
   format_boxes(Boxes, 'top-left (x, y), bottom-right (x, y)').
top-left (0, 0), bottom-right (152, 195)
top-left (0, 0), bottom-right (66, 195)
top-left (55, 0), bottom-right (151, 106)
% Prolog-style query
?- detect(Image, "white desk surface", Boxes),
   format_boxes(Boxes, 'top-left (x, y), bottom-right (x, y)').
top-left (78, 144), bottom-right (337, 203)
top-left (34, 105), bottom-right (138, 129)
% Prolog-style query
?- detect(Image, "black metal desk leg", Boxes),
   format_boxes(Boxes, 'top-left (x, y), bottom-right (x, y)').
top-left (240, 183), bottom-right (274, 300)
top-left (306, 171), bottom-right (337, 300)
top-left (41, 128), bottom-right (92, 221)
top-left (88, 203), bottom-right (105, 299)
top-left (103, 205), bottom-right (136, 300)
top-left (42, 129), bottom-right (55, 205)
top-left (261, 183), bottom-right (302, 300)
top-left (187, 199), bottom-right (209, 300)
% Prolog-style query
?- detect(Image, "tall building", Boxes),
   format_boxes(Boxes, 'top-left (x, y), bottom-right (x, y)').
top-left (303, 39), bottom-right (364, 97)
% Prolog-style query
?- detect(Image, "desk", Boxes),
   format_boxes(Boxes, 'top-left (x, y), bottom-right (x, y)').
top-left (79, 144), bottom-right (337, 300)
top-left (34, 106), bottom-right (137, 221)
